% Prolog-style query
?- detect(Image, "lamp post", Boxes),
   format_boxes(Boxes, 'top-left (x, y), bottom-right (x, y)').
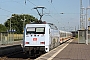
top-left (10, 16), bottom-right (14, 43)
top-left (10, 19), bottom-right (11, 33)
top-left (21, 16), bottom-right (26, 33)
top-left (10, 16), bottom-right (14, 32)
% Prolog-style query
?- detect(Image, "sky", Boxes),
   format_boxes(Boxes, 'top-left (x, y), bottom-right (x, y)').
top-left (0, 0), bottom-right (90, 31)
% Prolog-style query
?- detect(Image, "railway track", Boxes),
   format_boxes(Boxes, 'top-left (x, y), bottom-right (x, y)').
top-left (0, 49), bottom-right (40, 60)
top-left (0, 43), bottom-right (43, 60)
top-left (0, 52), bottom-right (34, 60)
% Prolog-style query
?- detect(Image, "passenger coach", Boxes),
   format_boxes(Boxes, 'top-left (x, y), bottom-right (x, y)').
top-left (60, 30), bottom-right (72, 43)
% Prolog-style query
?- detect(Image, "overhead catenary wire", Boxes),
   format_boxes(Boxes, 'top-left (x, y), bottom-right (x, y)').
top-left (27, 0), bottom-right (37, 6)
top-left (0, 0), bottom-right (25, 14)
top-left (0, 7), bottom-right (13, 13)
top-left (46, 0), bottom-right (68, 28)
top-left (0, 0), bottom-right (76, 31)
top-left (46, 0), bottom-right (77, 31)
top-left (0, 0), bottom-right (37, 16)
top-left (46, 14), bottom-right (64, 26)
top-left (24, 0), bottom-right (61, 25)
top-left (47, 0), bottom-right (60, 15)
top-left (0, 0), bottom-right (31, 23)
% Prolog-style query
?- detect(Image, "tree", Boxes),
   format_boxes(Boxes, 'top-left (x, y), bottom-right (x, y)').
top-left (0, 24), bottom-right (7, 32)
top-left (4, 14), bottom-right (38, 34)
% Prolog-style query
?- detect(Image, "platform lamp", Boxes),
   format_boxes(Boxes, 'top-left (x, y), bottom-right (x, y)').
top-left (10, 16), bottom-right (14, 43)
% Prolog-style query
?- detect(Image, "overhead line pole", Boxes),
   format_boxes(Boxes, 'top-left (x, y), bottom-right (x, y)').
top-left (89, 0), bottom-right (90, 6)
top-left (80, 0), bottom-right (83, 30)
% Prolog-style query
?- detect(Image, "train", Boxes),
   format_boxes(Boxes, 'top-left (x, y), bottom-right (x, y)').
top-left (60, 30), bottom-right (72, 43)
top-left (23, 22), bottom-right (72, 56)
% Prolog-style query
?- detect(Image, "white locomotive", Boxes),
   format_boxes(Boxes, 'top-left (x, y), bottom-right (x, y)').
top-left (23, 23), bottom-right (60, 56)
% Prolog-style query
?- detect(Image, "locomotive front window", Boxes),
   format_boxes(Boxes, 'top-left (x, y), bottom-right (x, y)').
top-left (26, 27), bottom-right (35, 34)
top-left (27, 27), bottom-right (35, 31)
top-left (36, 27), bottom-right (45, 34)
top-left (26, 27), bottom-right (45, 34)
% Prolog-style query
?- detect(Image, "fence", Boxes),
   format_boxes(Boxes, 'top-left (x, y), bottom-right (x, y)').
top-left (0, 32), bottom-right (23, 45)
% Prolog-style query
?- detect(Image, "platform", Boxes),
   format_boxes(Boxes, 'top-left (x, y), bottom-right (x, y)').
top-left (36, 39), bottom-right (90, 60)
top-left (0, 40), bottom-right (22, 48)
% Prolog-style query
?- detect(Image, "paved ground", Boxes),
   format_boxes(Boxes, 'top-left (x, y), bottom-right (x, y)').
top-left (53, 39), bottom-right (90, 60)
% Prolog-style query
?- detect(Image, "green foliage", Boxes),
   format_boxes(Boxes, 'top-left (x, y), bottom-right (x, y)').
top-left (76, 34), bottom-right (78, 38)
top-left (4, 14), bottom-right (38, 34)
top-left (0, 24), bottom-right (7, 32)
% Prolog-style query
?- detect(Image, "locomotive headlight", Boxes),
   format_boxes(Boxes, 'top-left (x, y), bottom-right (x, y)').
top-left (40, 42), bottom-right (45, 44)
top-left (25, 42), bottom-right (29, 44)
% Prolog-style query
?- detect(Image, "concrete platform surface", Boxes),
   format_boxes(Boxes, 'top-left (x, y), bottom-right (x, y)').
top-left (36, 39), bottom-right (90, 60)
top-left (52, 39), bottom-right (90, 60)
